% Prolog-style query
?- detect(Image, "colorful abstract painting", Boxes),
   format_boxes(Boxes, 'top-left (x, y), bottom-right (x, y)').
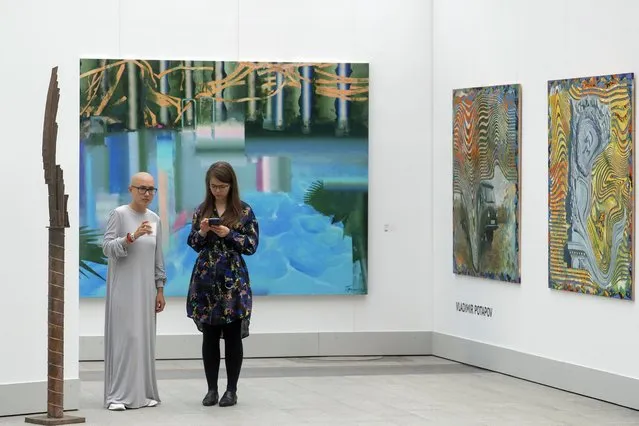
top-left (79, 59), bottom-right (369, 298)
top-left (548, 73), bottom-right (634, 299)
top-left (452, 84), bottom-right (521, 282)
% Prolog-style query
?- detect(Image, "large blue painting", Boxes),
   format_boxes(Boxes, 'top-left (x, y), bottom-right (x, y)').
top-left (79, 59), bottom-right (369, 297)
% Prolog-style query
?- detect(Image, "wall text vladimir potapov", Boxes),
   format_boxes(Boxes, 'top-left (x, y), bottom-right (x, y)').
top-left (455, 302), bottom-right (493, 318)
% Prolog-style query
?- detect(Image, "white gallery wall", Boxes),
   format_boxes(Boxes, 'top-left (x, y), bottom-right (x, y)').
top-left (432, 0), bottom-right (639, 409)
top-left (8, 0), bottom-right (639, 417)
top-left (76, 0), bottom-right (434, 355)
top-left (0, 0), bottom-right (433, 416)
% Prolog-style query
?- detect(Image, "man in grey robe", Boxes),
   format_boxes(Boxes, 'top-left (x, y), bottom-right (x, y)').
top-left (102, 172), bottom-right (167, 411)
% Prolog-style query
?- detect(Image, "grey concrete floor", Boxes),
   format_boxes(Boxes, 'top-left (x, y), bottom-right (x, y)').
top-left (1, 356), bottom-right (638, 425)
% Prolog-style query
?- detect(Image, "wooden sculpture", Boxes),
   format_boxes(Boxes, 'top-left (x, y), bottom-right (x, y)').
top-left (25, 67), bottom-right (85, 425)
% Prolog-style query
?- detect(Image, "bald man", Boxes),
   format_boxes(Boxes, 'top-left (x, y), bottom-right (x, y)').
top-left (102, 172), bottom-right (167, 411)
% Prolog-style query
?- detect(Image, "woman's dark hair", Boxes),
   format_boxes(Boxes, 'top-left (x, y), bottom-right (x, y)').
top-left (200, 161), bottom-right (242, 227)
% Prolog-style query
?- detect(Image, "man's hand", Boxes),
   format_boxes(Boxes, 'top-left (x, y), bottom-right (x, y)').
top-left (134, 221), bottom-right (152, 239)
top-left (155, 289), bottom-right (166, 313)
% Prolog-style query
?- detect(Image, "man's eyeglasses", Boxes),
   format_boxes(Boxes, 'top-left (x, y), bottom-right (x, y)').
top-left (132, 186), bottom-right (157, 195)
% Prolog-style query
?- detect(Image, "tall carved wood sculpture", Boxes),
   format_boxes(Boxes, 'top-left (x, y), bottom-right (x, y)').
top-left (25, 68), bottom-right (85, 425)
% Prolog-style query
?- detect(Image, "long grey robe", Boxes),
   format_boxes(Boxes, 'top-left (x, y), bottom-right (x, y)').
top-left (102, 205), bottom-right (166, 408)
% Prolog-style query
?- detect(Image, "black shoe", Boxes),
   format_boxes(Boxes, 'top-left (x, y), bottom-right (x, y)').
top-left (202, 390), bottom-right (219, 406)
top-left (218, 390), bottom-right (237, 407)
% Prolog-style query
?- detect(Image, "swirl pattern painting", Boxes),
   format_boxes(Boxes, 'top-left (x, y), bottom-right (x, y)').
top-left (452, 84), bottom-right (521, 283)
top-left (548, 73), bottom-right (634, 299)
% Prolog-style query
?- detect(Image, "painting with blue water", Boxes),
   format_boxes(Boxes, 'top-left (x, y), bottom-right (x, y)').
top-left (79, 59), bottom-right (369, 297)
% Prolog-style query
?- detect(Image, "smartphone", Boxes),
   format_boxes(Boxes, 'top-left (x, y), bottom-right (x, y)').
top-left (208, 217), bottom-right (221, 226)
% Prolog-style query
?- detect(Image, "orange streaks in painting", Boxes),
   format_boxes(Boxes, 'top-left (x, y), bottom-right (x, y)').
top-left (80, 72), bottom-right (103, 116)
top-left (112, 96), bottom-right (127, 107)
top-left (95, 64), bottom-right (126, 116)
top-left (80, 60), bottom-right (370, 125)
top-left (143, 106), bottom-right (157, 128)
top-left (79, 60), bottom-right (128, 79)
top-left (156, 64), bottom-right (215, 79)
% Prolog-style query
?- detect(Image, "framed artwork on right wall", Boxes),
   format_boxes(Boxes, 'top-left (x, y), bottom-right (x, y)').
top-left (452, 84), bottom-right (521, 283)
top-left (548, 73), bottom-right (634, 299)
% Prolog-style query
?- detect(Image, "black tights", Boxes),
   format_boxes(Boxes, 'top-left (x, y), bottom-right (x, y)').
top-left (201, 320), bottom-right (243, 392)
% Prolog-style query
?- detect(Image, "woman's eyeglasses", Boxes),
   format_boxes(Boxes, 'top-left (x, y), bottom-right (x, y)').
top-left (210, 184), bottom-right (230, 191)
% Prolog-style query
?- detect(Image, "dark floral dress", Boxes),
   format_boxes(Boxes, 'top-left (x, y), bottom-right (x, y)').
top-left (186, 201), bottom-right (259, 333)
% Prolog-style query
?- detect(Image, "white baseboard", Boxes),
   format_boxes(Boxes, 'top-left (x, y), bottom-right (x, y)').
top-left (0, 379), bottom-right (80, 417)
top-left (80, 331), bottom-right (433, 360)
top-left (432, 332), bottom-right (639, 411)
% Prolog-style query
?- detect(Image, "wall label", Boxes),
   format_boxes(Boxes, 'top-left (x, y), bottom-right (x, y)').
top-left (456, 302), bottom-right (493, 318)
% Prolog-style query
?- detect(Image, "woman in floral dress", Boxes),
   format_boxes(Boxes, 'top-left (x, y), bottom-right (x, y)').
top-left (186, 161), bottom-right (259, 407)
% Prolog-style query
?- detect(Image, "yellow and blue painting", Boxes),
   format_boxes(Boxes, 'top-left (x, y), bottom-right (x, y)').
top-left (79, 59), bottom-right (369, 297)
top-left (548, 73), bottom-right (634, 299)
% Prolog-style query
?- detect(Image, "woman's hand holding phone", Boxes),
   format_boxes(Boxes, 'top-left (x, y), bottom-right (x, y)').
top-left (199, 218), bottom-right (212, 236)
top-left (203, 217), bottom-right (229, 238)
top-left (211, 224), bottom-right (230, 238)
top-left (199, 217), bottom-right (224, 236)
